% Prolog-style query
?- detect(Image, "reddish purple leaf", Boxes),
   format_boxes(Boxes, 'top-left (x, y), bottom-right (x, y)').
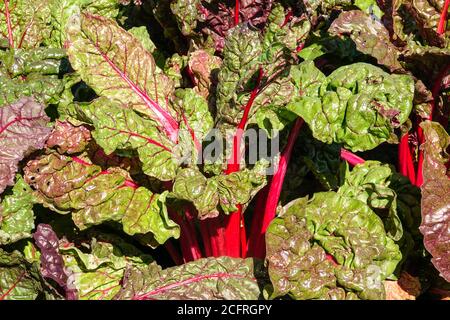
top-left (0, 97), bottom-right (52, 194)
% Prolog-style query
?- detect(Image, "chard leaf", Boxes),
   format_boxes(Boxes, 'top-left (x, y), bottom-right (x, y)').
top-left (216, 21), bottom-right (302, 134)
top-left (404, 0), bottom-right (448, 47)
top-left (419, 121), bottom-right (450, 282)
top-left (46, 121), bottom-right (92, 155)
top-left (0, 97), bottom-right (52, 194)
top-left (75, 98), bottom-right (179, 181)
top-left (114, 256), bottom-right (266, 300)
top-left (174, 88), bottom-right (214, 165)
top-left (48, 0), bottom-right (119, 47)
top-left (24, 153), bottom-right (180, 245)
top-left (170, 0), bottom-right (273, 52)
top-left (171, 162), bottom-right (267, 218)
top-left (287, 61), bottom-right (414, 151)
top-left (298, 130), bottom-right (341, 190)
top-left (0, 0), bottom-right (51, 49)
top-left (59, 238), bottom-right (153, 300)
top-left (66, 13), bottom-right (179, 141)
top-left (33, 223), bottom-right (77, 299)
top-left (338, 161), bottom-right (403, 241)
top-left (0, 175), bottom-right (35, 245)
top-left (215, 25), bottom-right (263, 131)
top-left (328, 10), bottom-right (402, 71)
top-left (265, 192), bottom-right (402, 300)
top-left (0, 48), bottom-right (66, 105)
top-left (187, 50), bottom-right (222, 99)
top-left (0, 248), bottom-right (43, 300)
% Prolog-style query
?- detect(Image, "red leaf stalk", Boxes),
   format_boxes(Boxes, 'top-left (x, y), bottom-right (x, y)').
top-left (398, 133), bottom-right (416, 185)
top-left (247, 118), bottom-right (304, 259)
top-left (340, 148), bottom-right (365, 166)
top-left (437, 0), bottom-right (450, 35)
top-left (4, 0), bottom-right (14, 48)
top-left (164, 241), bottom-right (183, 266)
top-left (199, 220), bottom-right (213, 257)
top-left (234, 0), bottom-right (240, 26)
top-left (169, 210), bottom-right (202, 262)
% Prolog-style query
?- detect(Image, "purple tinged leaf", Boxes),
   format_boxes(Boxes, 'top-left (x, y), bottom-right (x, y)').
top-left (171, 0), bottom-right (273, 52)
top-left (419, 121), bottom-right (450, 282)
top-left (329, 10), bottom-right (402, 71)
top-left (46, 121), bottom-right (91, 155)
top-left (33, 223), bottom-right (77, 299)
top-left (0, 97), bottom-right (52, 194)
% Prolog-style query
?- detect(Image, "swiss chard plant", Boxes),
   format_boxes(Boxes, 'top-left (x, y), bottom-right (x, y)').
top-left (0, 0), bottom-right (449, 300)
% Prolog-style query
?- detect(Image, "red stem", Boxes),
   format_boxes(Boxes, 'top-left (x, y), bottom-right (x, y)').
top-left (169, 210), bottom-right (202, 262)
top-left (4, 0), bottom-right (14, 49)
top-left (219, 68), bottom-right (264, 258)
top-left (164, 241), bottom-right (183, 266)
top-left (226, 69), bottom-right (264, 174)
top-left (234, 0), bottom-right (240, 26)
top-left (340, 148), bottom-right (365, 166)
top-left (247, 118), bottom-right (304, 259)
top-left (437, 0), bottom-right (450, 35)
top-left (398, 134), bottom-right (416, 185)
top-left (281, 10), bottom-right (293, 27)
top-left (199, 220), bottom-right (213, 257)
top-left (207, 217), bottom-right (227, 257)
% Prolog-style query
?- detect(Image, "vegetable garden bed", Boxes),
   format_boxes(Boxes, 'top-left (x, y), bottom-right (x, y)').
top-left (0, 0), bottom-right (449, 300)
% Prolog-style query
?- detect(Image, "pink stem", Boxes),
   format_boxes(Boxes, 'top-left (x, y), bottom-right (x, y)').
top-left (234, 0), bottom-right (240, 26)
top-left (4, 0), bottom-right (14, 48)
top-left (164, 241), bottom-right (183, 266)
top-left (248, 118), bottom-right (304, 259)
top-left (340, 148), bottom-right (365, 166)
top-left (437, 0), bottom-right (450, 35)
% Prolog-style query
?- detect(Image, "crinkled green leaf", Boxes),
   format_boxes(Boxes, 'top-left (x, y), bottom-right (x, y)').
top-left (23, 153), bottom-right (179, 245)
top-left (171, 161), bottom-right (267, 218)
top-left (266, 191), bottom-right (402, 300)
top-left (0, 48), bottom-right (66, 105)
top-left (329, 10), bottom-right (402, 71)
top-left (419, 121), bottom-right (450, 282)
top-left (262, 3), bottom-right (311, 58)
top-left (299, 131), bottom-right (341, 190)
top-left (0, 0), bottom-right (51, 49)
top-left (0, 175), bottom-right (35, 245)
top-left (0, 249), bottom-right (43, 300)
top-left (297, 43), bottom-right (327, 61)
top-left (216, 19), bottom-right (307, 135)
top-left (302, 0), bottom-right (382, 19)
top-left (66, 13), bottom-right (179, 141)
top-left (215, 25), bottom-right (263, 131)
top-left (287, 61), bottom-right (414, 151)
top-left (174, 88), bottom-right (214, 164)
top-left (114, 256), bottom-right (266, 300)
top-left (48, 0), bottom-right (119, 47)
top-left (74, 98), bottom-right (179, 181)
top-left (338, 161), bottom-right (403, 241)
